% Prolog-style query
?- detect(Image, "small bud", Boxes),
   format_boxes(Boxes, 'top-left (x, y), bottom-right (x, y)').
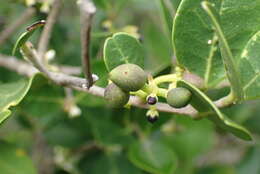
top-left (45, 49), bottom-right (56, 61)
top-left (68, 105), bottom-right (82, 118)
top-left (102, 20), bottom-right (112, 31)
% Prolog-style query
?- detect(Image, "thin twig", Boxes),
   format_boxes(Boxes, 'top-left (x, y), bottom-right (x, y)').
top-left (0, 51), bottom-right (197, 117)
top-left (32, 130), bottom-right (54, 174)
top-left (78, 0), bottom-right (96, 88)
top-left (0, 50), bottom-right (233, 112)
top-left (0, 54), bottom-right (80, 76)
top-left (0, 7), bottom-right (36, 46)
top-left (38, 0), bottom-right (62, 60)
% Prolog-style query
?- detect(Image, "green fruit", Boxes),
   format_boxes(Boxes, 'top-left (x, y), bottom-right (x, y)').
top-left (109, 64), bottom-right (147, 92)
top-left (104, 83), bottom-right (130, 108)
top-left (167, 87), bottom-right (192, 108)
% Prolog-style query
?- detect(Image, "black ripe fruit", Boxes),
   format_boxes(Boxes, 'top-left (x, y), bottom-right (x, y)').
top-left (109, 64), bottom-right (147, 92)
top-left (167, 87), bottom-right (192, 108)
top-left (147, 115), bottom-right (158, 123)
top-left (104, 83), bottom-right (130, 108)
top-left (147, 96), bottom-right (157, 105)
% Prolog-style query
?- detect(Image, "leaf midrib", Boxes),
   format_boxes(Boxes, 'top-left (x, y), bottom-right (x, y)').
top-left (112, 39), bottom-right (129, 64)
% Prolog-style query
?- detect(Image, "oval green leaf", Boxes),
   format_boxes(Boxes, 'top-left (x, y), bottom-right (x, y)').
top-left (202, 1), bottom-right (244, 102)
top-left (103, 32), bottom-right (144, 71)
top-left (0, 77), bottom-right (33, 124)
top-left (159, 0), bottom-right (173, 35)
top-left (173, 0), bottom-right (260, 99)
top-left (173, 0), bottom-right (225, 88)
top-left (128, 137), bottom-right (178, 174)
top-left (177, 80), bottom-right (252, 141)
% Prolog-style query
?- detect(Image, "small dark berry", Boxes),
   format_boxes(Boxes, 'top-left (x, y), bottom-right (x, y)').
top-left (147, 116), bottom-right (158, 123)
top-left (147, 96), bottom-right (157, 105)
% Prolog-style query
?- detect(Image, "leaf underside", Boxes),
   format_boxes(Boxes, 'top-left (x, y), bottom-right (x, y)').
top-left (173, 0), bottom-right (225, 88)
top-left (173, 0), bottom-right (260, 100)
top-left (239, 31), bottom-right (260, 100)
top-left (177, 80), bottom-right (252, 141)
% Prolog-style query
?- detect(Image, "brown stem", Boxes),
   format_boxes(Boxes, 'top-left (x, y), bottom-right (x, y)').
top-left (78, 0), bottom-right (96, 88)
top-left (32, 130), bottom-right (54, 174)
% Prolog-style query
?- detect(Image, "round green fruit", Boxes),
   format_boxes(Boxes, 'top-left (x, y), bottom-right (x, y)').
top-left (104, 83), bottom-right (130, 108)
top-left (109, 64), bottom-right (147, 92)
top-left (167, 87), bottom-right (192, 108)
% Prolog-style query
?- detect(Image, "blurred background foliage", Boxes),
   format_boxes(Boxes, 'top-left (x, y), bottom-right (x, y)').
top-left (0, 0), bottom-right (260, 174)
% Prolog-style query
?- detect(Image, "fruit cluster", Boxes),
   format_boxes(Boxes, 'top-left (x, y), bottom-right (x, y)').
top-left (104, 63), bottom-right (192, 123)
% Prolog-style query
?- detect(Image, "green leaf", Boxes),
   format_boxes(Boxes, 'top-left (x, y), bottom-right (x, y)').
top-left (173, 0), bottom-right (260, 98)
top-left (202, 1), bottom-right (244, 102)
top-left (45, 123), bottom-right (86, 147)
top-left (12, 31), bottom-right (34, 56)
top-left (142, 22), bottom-right (172, 74)
top-left (128, 137), bottom-right (177, 174)
top-left (239, 31), bottom-right (260, 100)
top-left (0, 142), bottom-right (37, 174)
top-left (237, 146), bottom-right (260, 174)
top-left (159, 0), bottom-right (173, 35)
top-left (164, 117), bottom-right (215, 160)
top-left (93, 0), bottom-right (109, 9)
top-left (177, 80), bottom-right (252, 141)
top-left (0, 110), bottom-right (11, 124)
top-left (197, 166), bottom-right (235, 174)
top-left (220, 0), bottom-right (260, 60)
top-left (80, 152), bottom-right (142, 174)
top-left (0, 78), bottom-right (33, 124)
top-left (85, 109), bottom-right (134, 146)
top-left (12, 20), bottom-right (45, 56)
top-left (104, 32), bottom-right (144, 71)
top-left (172, 0), bottom-right (225, 88)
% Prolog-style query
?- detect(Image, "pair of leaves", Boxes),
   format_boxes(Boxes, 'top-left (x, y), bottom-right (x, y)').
top-left (173, 0), bottom-right (260, 100)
